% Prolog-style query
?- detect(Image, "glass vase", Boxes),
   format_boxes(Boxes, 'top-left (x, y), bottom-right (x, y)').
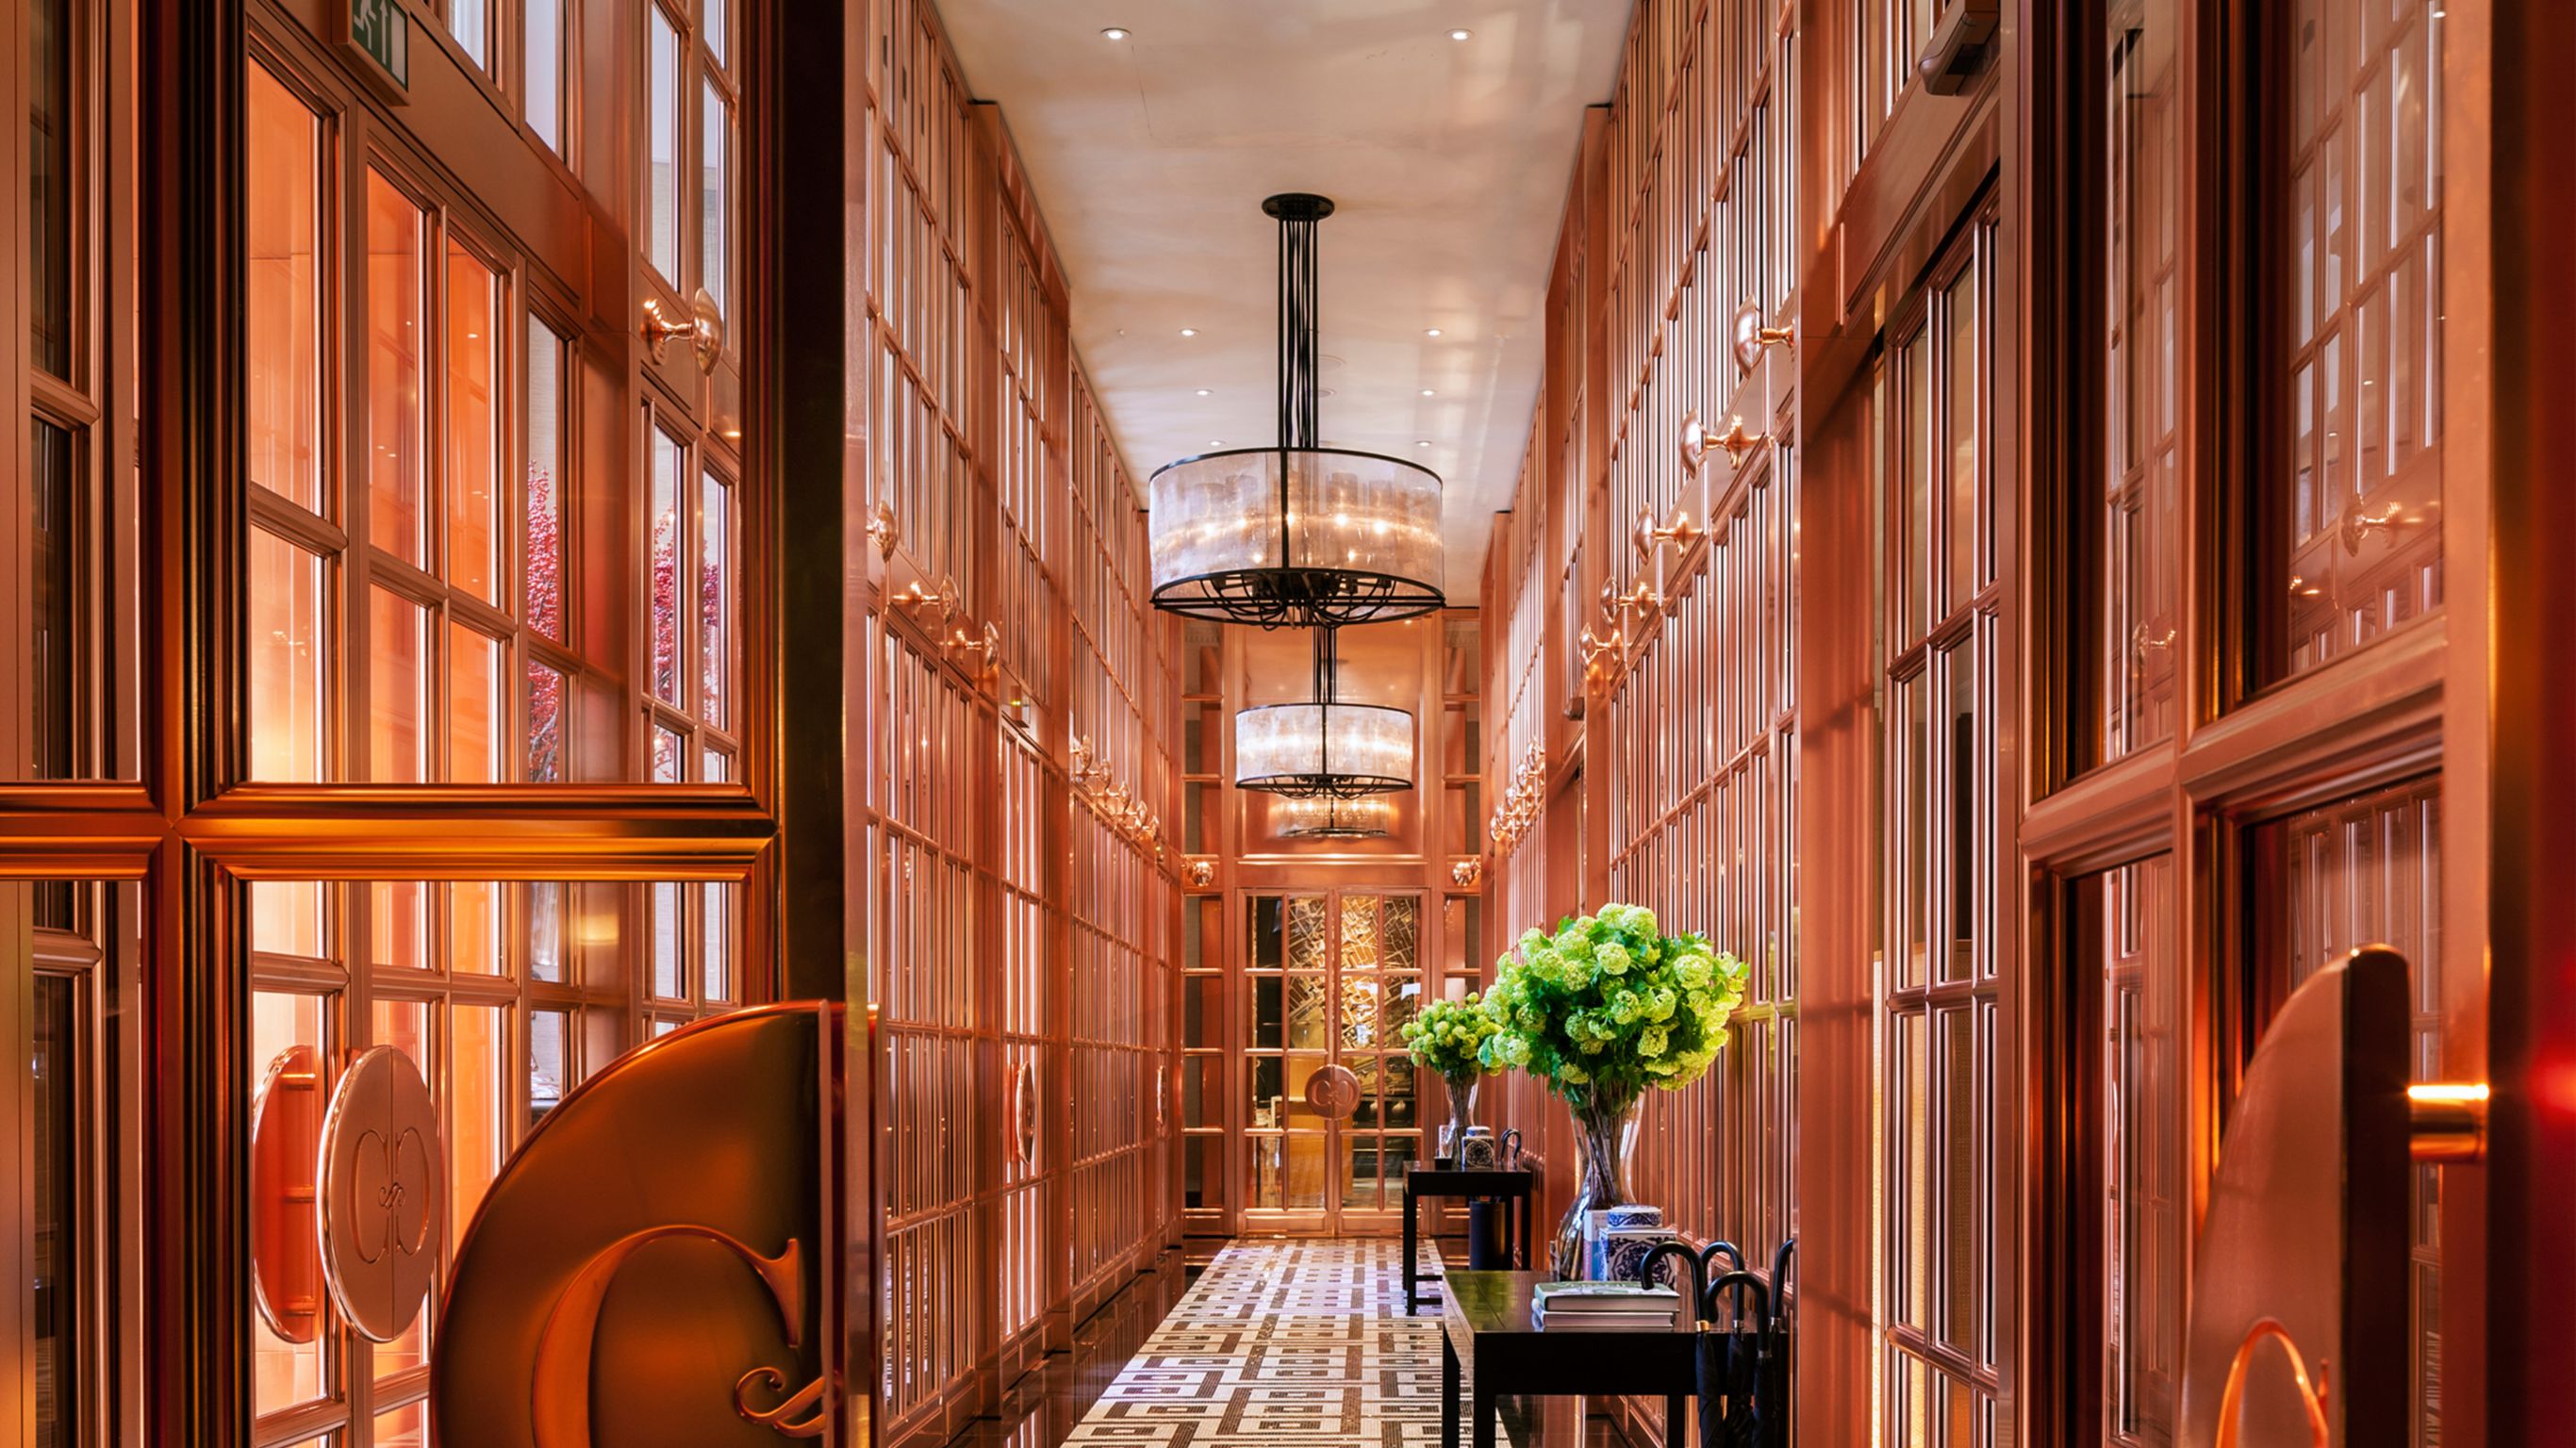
top-left (1550, 1094), bottom-right (1642, 1279)
top-left (1439, 1074), bottom-right (1481, 1163)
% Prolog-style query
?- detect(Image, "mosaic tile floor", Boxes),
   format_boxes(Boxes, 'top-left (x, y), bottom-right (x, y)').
top-left (1061, 1240), bottom-right (1445, 1447)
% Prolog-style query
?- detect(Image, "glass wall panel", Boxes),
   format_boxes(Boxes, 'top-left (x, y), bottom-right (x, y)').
top-left (2265, 0), bottom-right (2445, 680)
top-left (247, 66), bottom-right (323, 513)
top-left (445, 243), bottom-right (501, 605)
top-left (645, 7), bottom-right (681, 281)
top-left (366, 173), bottom-right (426, 566)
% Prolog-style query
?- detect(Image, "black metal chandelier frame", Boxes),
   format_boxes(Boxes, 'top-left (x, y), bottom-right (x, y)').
top-left (1147, 192), bottom-right (1447, 629)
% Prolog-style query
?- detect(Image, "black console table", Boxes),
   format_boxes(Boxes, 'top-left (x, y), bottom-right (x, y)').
top-left (1436, 1270), bottom-right (1696, 1448)
top-left (1401, 1166), bottom-right (1534, 1313)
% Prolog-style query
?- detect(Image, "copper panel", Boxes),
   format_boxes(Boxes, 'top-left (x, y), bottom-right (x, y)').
top-left (434, 1002), bottom-right (839, 1446)
top-left (250, 1043), bottom-right (325, 1343)
top-left (2177, 949), bottom-right (2408, 1448)
top-left (316, 1045), bottom-right (443, 1342)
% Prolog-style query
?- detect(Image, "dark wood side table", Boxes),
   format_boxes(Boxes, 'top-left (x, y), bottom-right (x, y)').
top-left (1435, 1270), bottom-right (1696, 1448)
top-left (1401, 1166), bottom-right (1534, 1312)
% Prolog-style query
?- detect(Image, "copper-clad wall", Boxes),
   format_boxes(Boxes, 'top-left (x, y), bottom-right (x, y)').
top-left (857, 3), bottom-right (1181, 1445)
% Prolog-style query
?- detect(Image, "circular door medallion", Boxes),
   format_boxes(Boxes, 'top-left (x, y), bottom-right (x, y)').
top-left (1305, 1063), bottom-right (1362, 1120)
top-left (250, 1044), bottom-right (324, 1343)
top-left (318, 1045), bottom-right (444, 1342)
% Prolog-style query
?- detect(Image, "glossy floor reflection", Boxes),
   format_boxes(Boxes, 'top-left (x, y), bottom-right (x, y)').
top-left (945, 1240), bottom-right (1638, 1448)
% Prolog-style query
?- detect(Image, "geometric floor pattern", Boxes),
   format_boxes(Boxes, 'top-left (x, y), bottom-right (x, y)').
top-left (1062, 1240), bottom-right (1447, 1447)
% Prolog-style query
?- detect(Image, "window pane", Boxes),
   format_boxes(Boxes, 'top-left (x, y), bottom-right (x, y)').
top-left (652, 722), bottom-right (682, 782)
top-left (701, 78), bottom-right (731, 321)
top-left (1944, 270), bottom-right (1978, 605)
top-left (34, 974), bottom-right (82, 1447)
top-left (253, 880), bottom-right (325, 959)
top-left (652, 880), bottom-right (683, 997)
top-left (527, 0), bottom-right (564, 152)
top-left (450, 0), bottom-right (487, 68)
top-left (446, 242), bottom-right (501, 603)
top-left (372, 881), bottom-right (428, 968)
top-left (647, 8), bottom-right (680, 279)
top-left (529, 880), bottom-right (566, 982)
top-left (450, 1003), bottom-right (508, 1228)
top-left (453, 880), bottom-right (504, 975)
top-left (526, 658), bottom-right (565, 781)
top-left (369, 586), bottom-right (428, 782)
top-left (704, 0), bottom-right (727, 68)
top-left (649, 428), bottom-right (684, 704)
top-left (250, 530), bottom-right (325, 781)
top-left (30, 0), bottom-right (75, 375)
top-left (702, 881), bottom-right (732, 1001)
top-left (525, 321), bottom-right (566, 638)
top-left (368, 173), bottom-right (427, 565)
top-left (530, 1008), bottom-right (570, 1120)
top-left (31, 419), bottom-right (78, 779)
top-left (375, 1399), bottom-right (430, 1447)
top-left (247, 65), bottom-right (322, 512)
top-left (448, 623), bottom-right (501, 782)
top-left (701, 469), bottom-right (730, 726)
top-left (2268, 0), bottom-right (2445, 680)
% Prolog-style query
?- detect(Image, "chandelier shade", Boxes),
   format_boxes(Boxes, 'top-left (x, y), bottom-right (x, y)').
top-left (1274, 796), bottom-right (1395, 838)
top-left (1147, 192), bottom-right (1446, 628)
top-left (1235, 699), bottom-right (1414, 798)
top-left (1148, 447), bottom-right (1445, 627)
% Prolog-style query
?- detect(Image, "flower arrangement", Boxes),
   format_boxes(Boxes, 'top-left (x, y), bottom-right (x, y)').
top-left (1478, 903), bottom-right (1749, 1275)
top-left (1402, 994), bottom-right (1502, 1163)
top-left (1399, 994), bottom-right (1501, 1085)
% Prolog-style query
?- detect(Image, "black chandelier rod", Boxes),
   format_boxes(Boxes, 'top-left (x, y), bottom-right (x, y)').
top-left (1313, 625), bottom-right (1339, 777)
top-left (1268, 193), bottom-right (1330, 452)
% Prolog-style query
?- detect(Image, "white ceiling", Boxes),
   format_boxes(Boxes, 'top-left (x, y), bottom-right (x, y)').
top-left (938, 0), bottom-right (1633, 601)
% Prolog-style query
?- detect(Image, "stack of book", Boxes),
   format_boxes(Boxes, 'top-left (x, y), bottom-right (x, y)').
top-left (1528, 1281), bottom-right (1684, 1333)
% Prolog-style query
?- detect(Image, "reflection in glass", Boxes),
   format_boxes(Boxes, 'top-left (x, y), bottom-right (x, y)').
top-left (367, 173), bottom-right (426, 565)
top-left (702, 80), bottom-right (731, 321)
top-left (34, 974), bottom-right (81, 1448)
top-left (646, 8), bottom-right (680, 279)
top-left (526, 321), bottom-right (566, 637)
top-left (451, 1003), bottom-right (508, 1230)
top-left (251, 989), bottom-right (325, 1414)
top-left (650, 429), bottom-right (684, 703)
top-left (32, 420), bottom-right (77, 780)
top-left (447, 243), bottom-right (501, 603)
top-left (527, 0), bottom-right (565, 152)
top-left (450, 624), bottom-right (502, 782)
top-left (247, 66), bottom-right (322, 510)
top-left (250, 530), bottom-right (325, 782)
top-left (30, 0), bottom-right (74, 376)
top-left (526, 659), bottom-right (565, 782)
top-left (370, 588), bottom-right (428, 782)
top-left (702, 470), bottom-right (731, 725)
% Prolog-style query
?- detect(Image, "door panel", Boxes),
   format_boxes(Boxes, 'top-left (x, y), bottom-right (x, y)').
top-left (1242, 890), bottom-right (1425, 1233)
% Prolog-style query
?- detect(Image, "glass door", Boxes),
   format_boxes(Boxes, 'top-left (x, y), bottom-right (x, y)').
top-left (1243, 891), bottom-right (1425, 1234)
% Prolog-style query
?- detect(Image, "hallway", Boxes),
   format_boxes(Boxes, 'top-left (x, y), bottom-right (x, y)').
top-left (3, 0), bottom-right (2565, 1444)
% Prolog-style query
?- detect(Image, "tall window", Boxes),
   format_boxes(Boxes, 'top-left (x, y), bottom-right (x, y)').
top-left (1882, 219), bottom-right (1999, 1448)
top-left (2095, 0), bottom-right (2180, 762)
top-left (2263, 0), bottom-right (2446, 680)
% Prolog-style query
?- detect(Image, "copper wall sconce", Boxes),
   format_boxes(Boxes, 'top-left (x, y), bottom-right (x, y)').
top-left (642, 286), bottom-right (725, 374)
top-left (1730, 299), bottom-right (1795, 370)
top-left (867, 501), bottom-right (901, 561)
top-left (1067, 735), bottom-right (1164, 857)
top-left (1486, 741), bottom-right (1548, 852)
top-left (1679, 407), bottom-right (1765, 474)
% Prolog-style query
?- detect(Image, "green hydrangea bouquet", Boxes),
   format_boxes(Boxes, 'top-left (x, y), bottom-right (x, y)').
top-left (1478, 904), bottom-right (1749, 1275)
top-left (1400, 994), bottom-right (1501, 1163)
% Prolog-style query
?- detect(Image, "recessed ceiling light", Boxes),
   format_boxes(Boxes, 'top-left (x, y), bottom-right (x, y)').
top-left (1420, 387), bottom-right (1437, 397)
top-left (1449, 28), bottom-right (1472, 41)
top-left (1425, 327), bottom-right (1443, 337)
top-left (1180, 327), bottom-right (1198, 337)
top-left (1416, 440), bottom-right (1433, 448)
top-left (1209, 438), bottom-right (1225, 447)
top-left (1101, 25), bottom-right (1131, 40)
top-left (1196, 388), bottom-right (1212, 396)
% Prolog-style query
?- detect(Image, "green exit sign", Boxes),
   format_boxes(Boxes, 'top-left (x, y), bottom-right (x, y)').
top-left (342, 0), bottom-right (411, 102)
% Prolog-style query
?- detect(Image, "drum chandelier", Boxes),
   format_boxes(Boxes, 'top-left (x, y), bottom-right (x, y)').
top-left (1273, 795), bottom-right (1395, 839)
top-left (1233, 626), bottom-right (1414, 798)
top-left (1148, 193), bottom-right (1446, 629)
